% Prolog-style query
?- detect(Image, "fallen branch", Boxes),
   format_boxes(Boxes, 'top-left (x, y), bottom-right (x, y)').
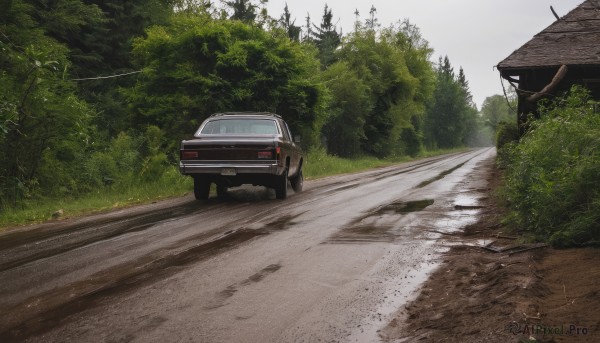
top-left (425, 229), bottom-right (456, 237)
top-left (494, 234), bottom-right (518, 240)
top-left (507, 243), bottom-right (548, 256)
top-left (527, 65), bottom-right (568, 102)
top-left (484, 240), bottom-right (497, 247)
top-left (550, 6), bottom-right (561, 21)
top-left (480, 243), bottom-right (547, 254)
top-left (481, 245), bottom-right (502, 253)
top-left (454, 205), bottom-right (485, 210)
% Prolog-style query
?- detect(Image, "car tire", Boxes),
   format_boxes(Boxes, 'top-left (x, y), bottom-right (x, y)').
top-left (290, 169), bottom-right (303, 193)
top-left (194, 177), bottom-right (210, 200)
top-left (275, 169), bottom-right (288, 200)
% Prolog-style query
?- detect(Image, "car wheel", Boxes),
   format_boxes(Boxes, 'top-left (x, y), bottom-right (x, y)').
top-left (291, 169), bottom-right (303, 193)
top-left (275, 169), bottom-right (288, 200)
top-left (193, 177), bottom-right (210, 200)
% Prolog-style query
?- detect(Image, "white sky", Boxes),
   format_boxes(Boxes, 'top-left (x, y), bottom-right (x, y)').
top-left (265, 0), bottom-right (583, 109)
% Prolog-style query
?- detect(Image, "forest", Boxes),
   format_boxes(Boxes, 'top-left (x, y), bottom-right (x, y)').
top-left (0, 0), bottom-right (510, 214)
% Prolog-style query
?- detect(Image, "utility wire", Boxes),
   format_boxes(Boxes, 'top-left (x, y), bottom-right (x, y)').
top-left (70, 70), bottom-right (143, 81)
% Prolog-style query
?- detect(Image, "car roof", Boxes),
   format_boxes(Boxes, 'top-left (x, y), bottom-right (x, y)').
top-left (208, 112), bottom-right (282, 120)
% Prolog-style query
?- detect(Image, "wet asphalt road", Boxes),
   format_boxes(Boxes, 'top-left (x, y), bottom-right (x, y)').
top-left (0, 148), bottom-right (495, 342)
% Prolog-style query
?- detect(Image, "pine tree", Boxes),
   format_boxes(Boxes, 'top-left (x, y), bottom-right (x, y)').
top-left (225, 0), bottom-right (257, 23)
top-left (312, 4), bottom-right (340, 67)
top-left (458, 67), bottom-right (474, 107)
top-left (280, 3), bottom-right (300, 41)
top-left (365, 5), bottom-right (379, 29)
top-left (303, 12), bottom-right (312, 42)
top-left (425, 56), bottom-right (467, 149)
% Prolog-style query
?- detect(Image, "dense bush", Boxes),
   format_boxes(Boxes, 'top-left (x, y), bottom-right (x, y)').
top-left (496, 120), bottom-right (519, 150)
top-left (495, 120), bottom-right (519, 167)
top-left (502, 86), bottom-right (600, 247)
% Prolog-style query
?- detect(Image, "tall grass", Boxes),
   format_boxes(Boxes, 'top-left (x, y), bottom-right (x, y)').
top-left (501, 86), bottom-right (600, 247)
top-left (0, 167), bottom-right (192, 228)
top-left (304, 148), bottom-right (409, 179)
top-left (304, 147), bottom-right (467, 179)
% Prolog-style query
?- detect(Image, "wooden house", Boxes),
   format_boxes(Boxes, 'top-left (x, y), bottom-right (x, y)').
top-left (497, 0), bottom-right (600, 131)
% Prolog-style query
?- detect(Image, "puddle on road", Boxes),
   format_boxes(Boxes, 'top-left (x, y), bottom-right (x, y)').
top-left (453, 193), bottom-right (486, 210)
top-left (329, 200), bottom-right (434, 244)
top-left (329, 225), bottom-right (396, 243)
top-left (429, 209), bottom-right (481, 235)
top-left (374, 200), bottom-right (435, 216)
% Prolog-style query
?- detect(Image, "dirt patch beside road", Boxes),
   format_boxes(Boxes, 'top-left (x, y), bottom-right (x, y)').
top-left (381, 165), bottom-right (600, 342)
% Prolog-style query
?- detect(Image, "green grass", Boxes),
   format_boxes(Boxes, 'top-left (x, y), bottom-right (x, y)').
top-left (0, 147), bottom-right (468, 230)
top-left (304, 147), bottom-right (468, 179)
top-left (501, 86), bottom-right (600, 247)
top-left (0, 168), bottom-right (192, 229)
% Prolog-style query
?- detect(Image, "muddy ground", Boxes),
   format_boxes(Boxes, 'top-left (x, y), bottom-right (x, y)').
top-left (381, 165), bottom-right (600, 342)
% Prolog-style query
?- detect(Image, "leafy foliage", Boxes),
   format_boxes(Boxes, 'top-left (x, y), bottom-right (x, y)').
top-left (334, 23), bottom-right (431, 158)
top-left (320, 62), bottom-right (370, 157)
top-left (502, 86), bottom-right (600, 247)
top-left (0, 0), bottom-right (93, 206)
top-left (480, 94), bottom-right (515, 133)
top-left (127, 15), bottom-right (326, 148)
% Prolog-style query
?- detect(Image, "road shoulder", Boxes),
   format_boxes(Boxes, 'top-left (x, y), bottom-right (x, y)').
top-left (381, 163), bottom-right (600, 342)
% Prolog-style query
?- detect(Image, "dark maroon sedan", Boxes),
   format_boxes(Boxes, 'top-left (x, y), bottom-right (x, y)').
top-left (179, 112), bottom-right (304, 200)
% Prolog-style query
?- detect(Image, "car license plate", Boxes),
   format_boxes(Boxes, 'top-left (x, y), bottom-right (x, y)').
top-left (221, 168), bottom-right (237, 176)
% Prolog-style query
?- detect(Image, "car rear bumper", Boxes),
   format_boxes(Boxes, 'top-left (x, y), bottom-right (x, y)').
top-left (179, 161), bottom-right (281, 175)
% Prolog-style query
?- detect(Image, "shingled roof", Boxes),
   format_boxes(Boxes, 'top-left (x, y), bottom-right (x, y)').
top-left (498, 0), bottom-right (600, 70)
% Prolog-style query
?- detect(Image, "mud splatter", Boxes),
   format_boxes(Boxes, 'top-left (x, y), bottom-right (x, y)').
top-left (0, 212), bottom-right (299, 342)
top-left (416, 162), bottom-right (467, 188)
top-left (0, 201), bottom-right (207, 272)
top-left (205, 264), bottom-right (282, 310)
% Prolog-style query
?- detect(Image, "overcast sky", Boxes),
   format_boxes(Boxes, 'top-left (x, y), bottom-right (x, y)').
top-left (265, 0), bottom-right (583, 109)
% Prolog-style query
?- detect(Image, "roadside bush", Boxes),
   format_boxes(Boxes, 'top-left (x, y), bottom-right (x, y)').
top-left (400, 127), bottom-right (422, 157)
top-left (84, 152), bottom-right (119, 188)
top-left (495, 120), bottom-right (520, 169)
top-left (496, 120), bottom-right (519, 150)
top-left (502, 86), bottom-right (600, 247)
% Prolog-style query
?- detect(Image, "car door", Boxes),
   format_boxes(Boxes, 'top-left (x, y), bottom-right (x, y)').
top-left (282, 120), bottom-right (301, 176)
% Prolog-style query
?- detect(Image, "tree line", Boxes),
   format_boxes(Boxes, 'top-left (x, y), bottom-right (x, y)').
top-left (0, 0), bottom-right (485, 208)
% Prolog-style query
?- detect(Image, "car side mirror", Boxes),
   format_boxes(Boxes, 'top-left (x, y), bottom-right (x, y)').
top-left (294, 136), bottom-right (301, 144)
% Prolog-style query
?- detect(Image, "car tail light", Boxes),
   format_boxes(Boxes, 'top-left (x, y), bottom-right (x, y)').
top-left (181, 151), bottom-right (199, 159)
top-left (258, 151), bottom-right (273, 159)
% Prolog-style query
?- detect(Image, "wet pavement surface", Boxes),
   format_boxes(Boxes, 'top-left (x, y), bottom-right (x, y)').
top-left (0, 148), bottom-right (495, 342)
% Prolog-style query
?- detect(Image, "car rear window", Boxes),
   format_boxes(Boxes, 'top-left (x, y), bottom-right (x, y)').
top-left (200, 119), bottom-right (280, 135)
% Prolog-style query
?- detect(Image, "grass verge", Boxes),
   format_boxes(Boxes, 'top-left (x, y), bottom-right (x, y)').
top-left (0, 168), bottom-right (192, 229)
top-left (304, 147), bottom-right (468, 179)
top-left (0, 147), bottom-right (471, 230)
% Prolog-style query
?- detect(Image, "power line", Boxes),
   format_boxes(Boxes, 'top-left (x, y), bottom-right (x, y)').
top-left (70, 70), bottom-right (143, 81)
